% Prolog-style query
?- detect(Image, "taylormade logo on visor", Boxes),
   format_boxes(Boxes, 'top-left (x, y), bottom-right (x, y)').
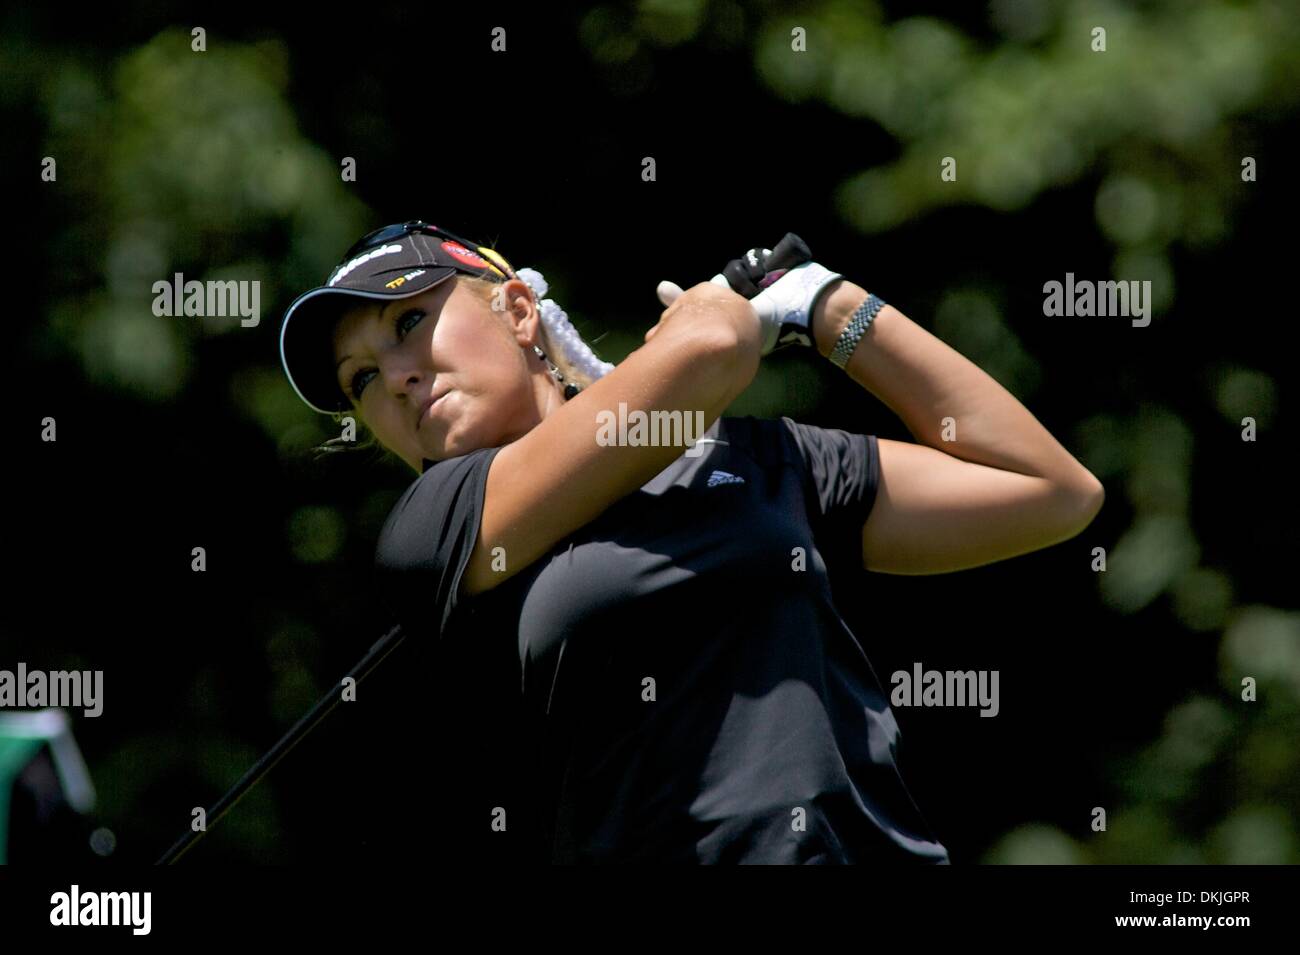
top-left (330, 243), bottom-right (404, 286)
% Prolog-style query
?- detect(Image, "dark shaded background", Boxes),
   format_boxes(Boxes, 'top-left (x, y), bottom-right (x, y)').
top-left (6, 0), bottom-right (1298, 864)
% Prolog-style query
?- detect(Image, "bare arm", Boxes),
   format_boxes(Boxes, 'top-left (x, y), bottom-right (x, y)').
top-left (811, 279), bottom-right (1105, 575)
top-left (463, 283), bottom-right (762, 595)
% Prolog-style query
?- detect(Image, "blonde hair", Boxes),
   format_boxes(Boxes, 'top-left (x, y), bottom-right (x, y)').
top-left (459, 273), bottom-right (614, 391)
top-left (312, 271), bottom-right (614, 465)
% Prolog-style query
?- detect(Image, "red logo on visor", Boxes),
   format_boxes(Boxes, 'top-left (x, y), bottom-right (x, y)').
top-left (442, 241), bottom-right (489, 271)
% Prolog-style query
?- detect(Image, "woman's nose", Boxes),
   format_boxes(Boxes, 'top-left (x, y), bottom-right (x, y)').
top-left (379, 354), bottom-right (428, 399)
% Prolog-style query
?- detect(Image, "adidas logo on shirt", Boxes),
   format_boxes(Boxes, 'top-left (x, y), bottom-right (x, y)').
top-left (706, 470), bottom-right (745, 488)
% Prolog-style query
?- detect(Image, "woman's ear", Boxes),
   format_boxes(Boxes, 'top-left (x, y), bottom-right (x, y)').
top-left (499, 280), bottom-right (542, 347)
top-left (506, 278), bottom-right (538, 317)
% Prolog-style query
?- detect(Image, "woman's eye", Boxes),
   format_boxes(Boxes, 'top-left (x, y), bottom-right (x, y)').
top-left (350, 369), bottom-right (375, 401)
top-left (350, 310), bottom-right (427, 400)
top-left (397, 309), bottom-right (426, 335)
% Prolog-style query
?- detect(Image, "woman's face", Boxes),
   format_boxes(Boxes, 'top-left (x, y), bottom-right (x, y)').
top-left (332, 275), bottom-right (556, 472)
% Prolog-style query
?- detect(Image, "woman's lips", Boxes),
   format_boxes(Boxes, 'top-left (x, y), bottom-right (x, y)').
top-left (417, 390), bottom-right (452, 430)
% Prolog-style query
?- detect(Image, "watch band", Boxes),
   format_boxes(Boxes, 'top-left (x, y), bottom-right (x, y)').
top-left (829, 293), bottom-right (885, 369)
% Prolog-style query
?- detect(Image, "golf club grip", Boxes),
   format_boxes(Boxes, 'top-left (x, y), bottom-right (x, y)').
top-left (763, 233), bottom-right (813, 273)
top-left (710, 233), bottom-right (814, 296)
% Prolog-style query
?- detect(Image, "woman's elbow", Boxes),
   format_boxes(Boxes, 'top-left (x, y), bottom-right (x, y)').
top-left (1060, 475), bottom-right (1105, 537)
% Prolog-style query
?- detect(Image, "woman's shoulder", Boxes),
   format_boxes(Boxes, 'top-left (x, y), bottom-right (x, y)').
top-left (418, 443), bottom-right (504, 478)
top-left (380, 445), bottom-right (505, 543)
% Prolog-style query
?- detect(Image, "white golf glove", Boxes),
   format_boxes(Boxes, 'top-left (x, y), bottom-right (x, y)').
top-left (656, 259), bottom-right (843, 356)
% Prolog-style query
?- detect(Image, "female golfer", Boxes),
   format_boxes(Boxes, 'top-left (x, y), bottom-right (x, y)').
top-left (278, 221), bottom-right (1104, 864)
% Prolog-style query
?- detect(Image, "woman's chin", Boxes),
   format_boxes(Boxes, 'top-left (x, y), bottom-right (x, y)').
top-left (427, 426), bottom-right (465, 462)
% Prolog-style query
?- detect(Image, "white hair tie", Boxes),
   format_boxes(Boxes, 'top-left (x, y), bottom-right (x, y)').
top-left (516, 267), bottom-right (616, 385)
